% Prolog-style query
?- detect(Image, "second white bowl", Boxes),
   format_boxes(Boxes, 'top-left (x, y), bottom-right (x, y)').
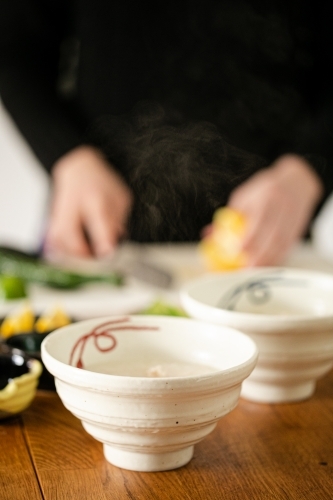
top-left (180, 267), bottom-right (333, 403)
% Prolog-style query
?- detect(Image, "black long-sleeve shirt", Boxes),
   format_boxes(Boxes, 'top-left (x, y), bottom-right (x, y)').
top-left (1, 0), bottom-right (332, 211)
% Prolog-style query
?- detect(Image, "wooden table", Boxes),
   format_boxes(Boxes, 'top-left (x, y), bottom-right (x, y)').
top-left (1, 369), bottom-right (333, 500)
top-left (2, 243), bottom-right (333, 499)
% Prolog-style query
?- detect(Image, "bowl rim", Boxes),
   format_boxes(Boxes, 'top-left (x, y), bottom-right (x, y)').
top-left (180, 267), bottom-right (333, 323)
top-left (41, 315), bottom-right (258, 392)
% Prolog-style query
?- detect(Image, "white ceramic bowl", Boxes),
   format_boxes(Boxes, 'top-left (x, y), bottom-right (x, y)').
top-left (41, 315), bottom-right (257, 472)
top-left (180, 267), bottom-right (333, 404)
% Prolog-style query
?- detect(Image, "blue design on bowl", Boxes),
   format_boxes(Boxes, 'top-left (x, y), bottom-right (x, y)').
top-left (217, 270), bottom-right (307, 311)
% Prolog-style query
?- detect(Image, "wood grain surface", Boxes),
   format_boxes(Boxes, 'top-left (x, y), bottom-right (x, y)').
top-left (1, 372), bottom-right (333, 500)
top-left (0, 416), bottom-right (43, 500)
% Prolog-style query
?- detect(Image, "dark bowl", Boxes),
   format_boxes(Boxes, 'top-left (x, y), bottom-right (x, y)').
top-left (4, 332), bottom-right (55, 390)
top-left (5, 331), bottom-right (49, 355)
top-left (0, 344), bottom-right (42, 419)
top-left (0, 344), bottom-right (31, 390)
top-left (0, 311), bottom-right (76, 391)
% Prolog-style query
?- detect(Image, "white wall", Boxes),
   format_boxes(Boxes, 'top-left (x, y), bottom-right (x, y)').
top-left (312, 192), bottom-right (333, 263)
top-left (0, 99), bottom-right (50, 253)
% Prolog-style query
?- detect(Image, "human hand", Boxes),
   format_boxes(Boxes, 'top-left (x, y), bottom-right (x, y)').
top-left (227, 155), bottom-right (323, 266)
top-left (44, 146), bottom-right (133, 259)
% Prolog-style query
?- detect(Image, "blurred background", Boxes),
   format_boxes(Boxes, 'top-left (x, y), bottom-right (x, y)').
top-left (1, 96), bottom-right (333, 263)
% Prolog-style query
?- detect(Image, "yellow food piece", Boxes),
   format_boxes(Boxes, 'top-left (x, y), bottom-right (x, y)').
top-left (0, 303), bottom-right (71, 338)
top-left (199, 207), bottom-right (248, 271)
top-left (0, 303), bottom-right (35, 338)
top-left (34, 306), bottom-right (71, 333)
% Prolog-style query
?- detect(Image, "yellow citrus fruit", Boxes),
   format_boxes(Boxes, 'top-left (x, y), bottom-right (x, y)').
top-left (0, 302), bottom-right (34, 338)
top-left (35, 306), bottom-right (71, 333)
top-left (199, 207), bottom-right (247, 271)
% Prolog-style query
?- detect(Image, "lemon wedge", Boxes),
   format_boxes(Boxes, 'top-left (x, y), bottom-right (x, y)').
top-left (0, 302), bottom-right (35, 338)
top-left (34, 306), bottom-right (71, 333)
top-left (0, 303), bottom-right (71, 338)
top-left (199, 207), bottom-right (248, 271)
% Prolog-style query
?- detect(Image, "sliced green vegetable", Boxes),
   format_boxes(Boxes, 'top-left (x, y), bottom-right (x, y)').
top-left (140, 300), bottom-right (188, 317)
top-left (0, 275), bottom-right (27, 300)
top-left (0, 248), bottom-right (123, 289)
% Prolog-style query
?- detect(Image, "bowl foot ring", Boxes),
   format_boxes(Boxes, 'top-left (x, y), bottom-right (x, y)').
top-left (103, 444), bottom-right (194, 471)
top-left (241, 379), bottom-right (316, 403)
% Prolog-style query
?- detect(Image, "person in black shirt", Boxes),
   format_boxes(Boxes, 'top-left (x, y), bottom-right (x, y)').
top-left (0, 1), bottom-right (331, 265)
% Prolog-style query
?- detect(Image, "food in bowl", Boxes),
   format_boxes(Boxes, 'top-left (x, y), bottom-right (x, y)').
top-left (41, 315), bottom-right (258, 471)
top-left (0, 304), bottom-right (72, 391)
top-left (0, 303), bottom-right (71, 338)
top-left (180, 267), bottom-right (333, 403)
